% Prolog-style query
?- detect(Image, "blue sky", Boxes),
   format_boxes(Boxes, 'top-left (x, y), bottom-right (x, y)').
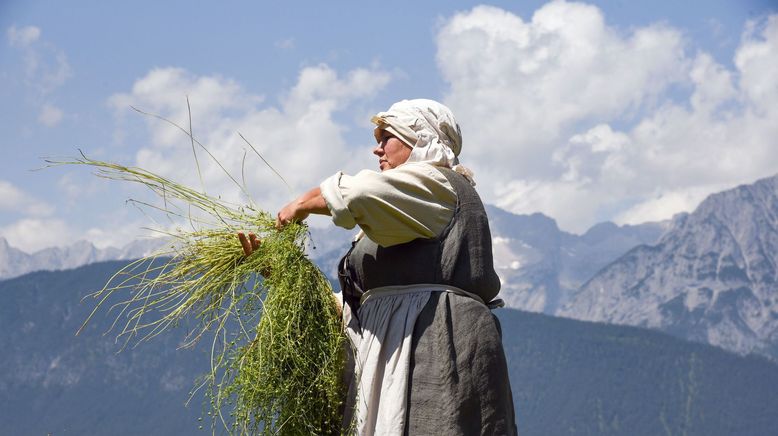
top-left (1, 0), bottom-right (777, 252)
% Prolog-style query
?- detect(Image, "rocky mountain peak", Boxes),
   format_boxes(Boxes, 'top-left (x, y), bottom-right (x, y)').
top-left (559, 173), bottom-right (778, 360)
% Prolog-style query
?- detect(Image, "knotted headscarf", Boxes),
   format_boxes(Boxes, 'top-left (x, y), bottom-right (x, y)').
top-left (371, 99), bottom-right (475, 185)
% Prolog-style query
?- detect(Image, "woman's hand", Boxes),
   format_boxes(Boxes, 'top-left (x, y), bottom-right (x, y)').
top-left (275, 187), bottom-right (331, 229)
top-left (275, 200), bottom-right (310, 229)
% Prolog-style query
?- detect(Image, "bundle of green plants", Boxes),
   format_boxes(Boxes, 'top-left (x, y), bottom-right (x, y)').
top-left (49, 152), bottom-right (347, 435)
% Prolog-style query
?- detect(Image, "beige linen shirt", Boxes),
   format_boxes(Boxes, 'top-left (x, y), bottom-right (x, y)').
top-left (319, 162), bottom-right (457, 247)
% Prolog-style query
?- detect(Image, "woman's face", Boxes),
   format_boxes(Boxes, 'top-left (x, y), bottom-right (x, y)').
top-left (373, 130), bottom-right (412, 171)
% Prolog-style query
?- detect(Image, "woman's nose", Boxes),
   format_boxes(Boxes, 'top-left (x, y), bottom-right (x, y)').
top-left (372, 144), bottom-right (383, 156)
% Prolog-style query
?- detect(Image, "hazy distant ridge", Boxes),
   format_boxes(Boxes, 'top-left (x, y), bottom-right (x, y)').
top-left (0, 237), bottom-right (168, 280)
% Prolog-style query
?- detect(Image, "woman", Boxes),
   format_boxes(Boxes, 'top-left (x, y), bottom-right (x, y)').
top-left (240, 99), bottom-right (517, 435)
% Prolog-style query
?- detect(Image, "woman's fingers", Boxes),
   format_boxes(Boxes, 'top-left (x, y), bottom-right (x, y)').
top-left (238, 232), bottom-right (262, 257)
top-left (249, 233), bottom-right (260, 250)
top-left (276, 211), bottom-right (292, 229)
top-left (275, 214), bottom-right (283, 229)
top-left (275, 201), bottom-right (301, 229)
top-left (237, 232), bottom-right (271, 276)
top-left (237, 232), bottom-right (253, 256)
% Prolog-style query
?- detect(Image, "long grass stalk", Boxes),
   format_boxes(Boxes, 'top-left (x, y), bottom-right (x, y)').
top-left (47, 153), bottom-right (347, 435)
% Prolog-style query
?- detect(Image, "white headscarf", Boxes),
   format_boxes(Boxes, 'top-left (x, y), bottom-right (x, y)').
top-left (371, 99), bottom-right (476, 185)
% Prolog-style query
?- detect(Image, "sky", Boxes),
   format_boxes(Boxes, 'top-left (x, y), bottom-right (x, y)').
top-left (1, 0), bottom-right (777, 252)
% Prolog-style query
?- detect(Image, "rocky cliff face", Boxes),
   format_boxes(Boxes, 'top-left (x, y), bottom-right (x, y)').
top-left (486, 206), bottom-right (666, 314)
top-left (559, 174), bottom-right (778, 359)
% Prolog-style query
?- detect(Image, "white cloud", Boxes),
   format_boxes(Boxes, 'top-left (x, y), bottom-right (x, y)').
top-left (438, 2), bottom-right (685, 170)
top-left (275, 38), bottom-right (295, 50)
top-left (38, 103), bottom-right (63, 127)
top-left (736, 15), bottom-right (778, 115)
top-left (109, 67), bottom-right (259, 148)
top-left (553, 124), bottom-right (631, 184)
top-left (436, 2), bottom-right (778, 232)
top-left (56, 172), bottom-right (105, 204)
top-left (83, 220), bottom-right (158, 250)
top-left (7, 24), bottom-right (71, 132)
top-left (39, 51), bottom-right (71, 94)
top-left (7, 24), bottom-right (72, 95)
top-left (0, 180), bottom-right (53, 216)
top-left (0, 218), bottom-right (72, 253)
top-left (7, 25), bottom-right (40, 47)
top-left (494, 178), bottom-right (603, 229)
top-left (107, 64), bottom-right (392, 220)
top-left (614, 186), bottom-right (724, 226)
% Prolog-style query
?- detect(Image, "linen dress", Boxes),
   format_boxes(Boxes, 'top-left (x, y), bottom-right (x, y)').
top-left (320, 162), bottom-right (517, 436)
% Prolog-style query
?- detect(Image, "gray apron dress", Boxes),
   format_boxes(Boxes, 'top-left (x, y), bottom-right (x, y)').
top-left (338, 167), bottom-right (518, 435)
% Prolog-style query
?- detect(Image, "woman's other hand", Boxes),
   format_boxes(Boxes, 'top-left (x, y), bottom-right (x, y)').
top-left (237, 232), bottom-right (260, 256)
top-left (237, 232), bottom-right (273, 276)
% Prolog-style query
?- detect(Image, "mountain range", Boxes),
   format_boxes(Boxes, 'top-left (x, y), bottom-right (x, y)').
top-left (305, 206), bottom-right (669, 316)
top-left (2, 173), bottom-right (777, 362)
top-left (0, 236), bottom-right (167, 280)
top-left (3, 261), bottom-right (777, 435)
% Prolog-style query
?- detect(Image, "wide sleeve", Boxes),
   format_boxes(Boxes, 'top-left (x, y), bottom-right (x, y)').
top-left (319, 163), bottom-right (457, 247)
